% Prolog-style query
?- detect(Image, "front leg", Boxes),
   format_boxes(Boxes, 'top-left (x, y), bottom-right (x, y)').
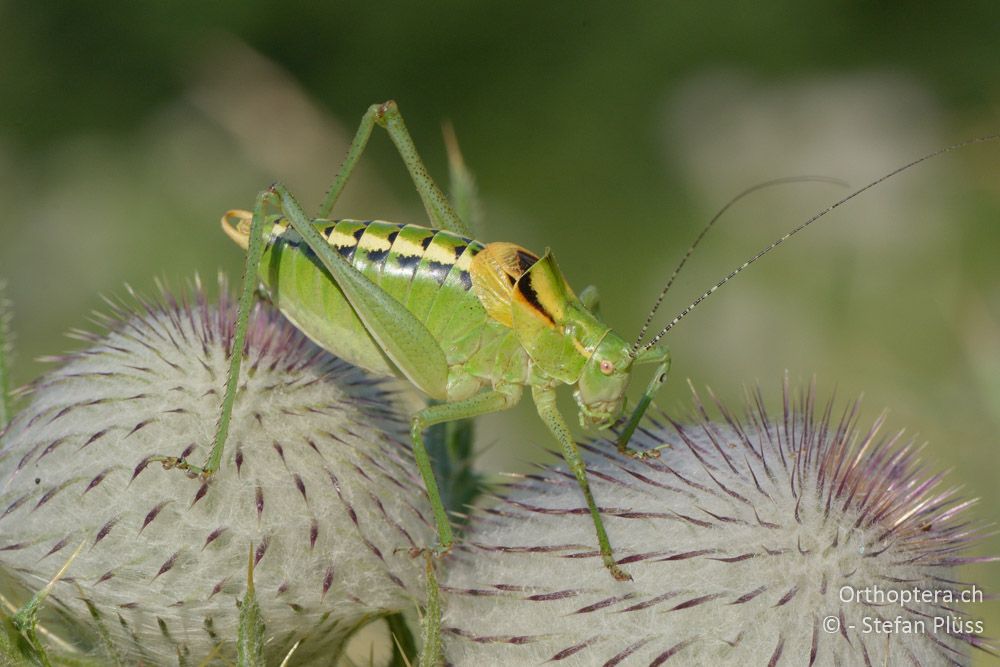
top-left (616, 345), bottom-right (671, 457)
top-left (411, 387), bottom-right (522, 554)
top-left (531, 385), bottom-right (631, 582)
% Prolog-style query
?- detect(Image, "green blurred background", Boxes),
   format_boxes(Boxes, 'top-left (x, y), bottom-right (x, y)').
top-left (1, 1), bottom-right (998, 660)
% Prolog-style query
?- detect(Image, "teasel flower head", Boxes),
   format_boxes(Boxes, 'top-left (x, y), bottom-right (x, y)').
top-left (443, 381), bottom-right (994, 666)
top-left (0, 278), bottom-right (433, 664)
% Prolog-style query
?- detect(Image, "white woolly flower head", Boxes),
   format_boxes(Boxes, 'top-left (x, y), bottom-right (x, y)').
top-left (0, 279), bottom-right (433, 664)
top-left (443, 383), bottom-right (993, 666)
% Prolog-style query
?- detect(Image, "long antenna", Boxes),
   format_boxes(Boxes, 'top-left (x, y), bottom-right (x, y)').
top-left (632, 175), bottom-right (848, 351)
top-left (638, 135), bottom-right (999, 353)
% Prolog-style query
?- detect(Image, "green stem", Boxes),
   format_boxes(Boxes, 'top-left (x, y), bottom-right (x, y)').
top-left (237, 546), bottom-right (265, 667)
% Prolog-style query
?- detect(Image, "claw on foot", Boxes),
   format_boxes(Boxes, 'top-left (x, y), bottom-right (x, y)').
top-left (607, 561), bottom-right (632, 582)
top-left (150, 456), bottom-right (209, 479)
top-left (621, 445), bottom-right (666, 461)
top-left (407, 544), bottom-right (453, 560)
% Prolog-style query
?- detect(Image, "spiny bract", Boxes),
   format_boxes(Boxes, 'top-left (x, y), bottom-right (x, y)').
top-left (443, 383), bottom-right (992, 666)
top-left (0, 280), bottom-right (433, 665)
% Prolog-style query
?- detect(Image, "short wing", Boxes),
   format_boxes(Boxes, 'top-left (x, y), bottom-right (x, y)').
top-left (469, 242), bottom-right (540, 327)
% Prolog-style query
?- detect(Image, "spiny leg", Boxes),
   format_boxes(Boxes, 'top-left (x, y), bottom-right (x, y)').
top-left (205, 191), bottom-right (275, 474)
top-left (616, 346), bottom-right (671, 458)
top-left (319, 101), bottom-right (467, 236)
top-left (317, 104), bottom-right (379, 218)
top-left (156, 189), bottom-right (275, 476)
top-left (377, 101), bottom-right (467, 235)
top-left (531, 385), bottom-right (631, 581)
top-left (411, 387), bottom-right (522, 553)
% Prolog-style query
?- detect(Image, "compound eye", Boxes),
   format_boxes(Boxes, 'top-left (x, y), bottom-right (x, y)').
top-left (599, 360), bottom-right (614, 375)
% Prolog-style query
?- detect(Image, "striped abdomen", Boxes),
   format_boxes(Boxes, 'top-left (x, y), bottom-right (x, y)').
top-left (259, 218), bottom-right (508, 392)
top-left (318, 219), bottom-right (485, 328)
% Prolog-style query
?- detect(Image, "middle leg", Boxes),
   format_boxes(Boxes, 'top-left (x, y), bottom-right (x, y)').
top-left (616, 346), bottom-right (671, 457)
top-left (410, 386), bottom-right (523, 553)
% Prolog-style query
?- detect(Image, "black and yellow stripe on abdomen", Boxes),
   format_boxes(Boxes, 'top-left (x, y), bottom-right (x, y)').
top-left (314, 219), bottom-right (484, 326)
top-left (377, 223), bottom-right (436, 302)
top-left (400, 227), bottom-right (482, 327)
